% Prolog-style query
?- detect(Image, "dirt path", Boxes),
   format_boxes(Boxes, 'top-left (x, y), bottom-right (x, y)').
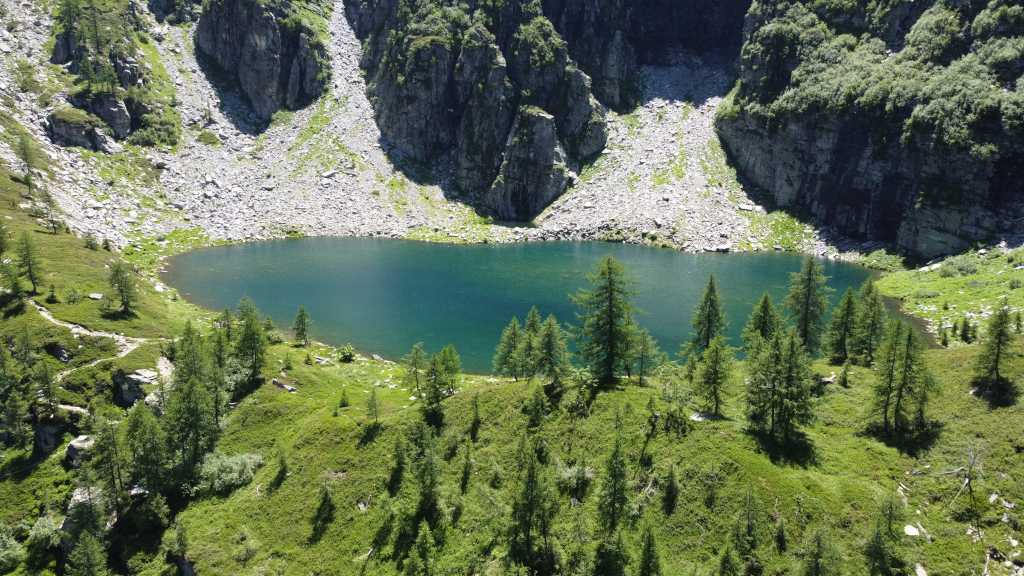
top-left (29, 299), bottom-right (152, 383)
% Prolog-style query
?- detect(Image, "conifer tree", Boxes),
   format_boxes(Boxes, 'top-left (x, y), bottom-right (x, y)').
top-left (572, 257), bottom-right (637, 385)
top-left (124, 403), bottom-right (166, 492)
top-left (597, 433), bottom-right (628, 533)
top-left (16, 134), bottom-right (36, 196)
top-left (696, 336), bottom-right (732, 416)
top-left (633, 328), bottom-right (663, 387)
top-left (718, 545), bottom-right (739, 576)
top-left (519, 306), bottom-right (544, 377)
top-left (67, 532), bottom-right (109, 576)
top-left (691, 275), bottom-right (726, 353)
top-left (16, 232), bottom-right (43, 294)
top-left (638, 525), bottom-right (662, 576)
top-left (872, 320), bottom-right (903, 436)
top-left (853, 279), bottom-right (886, 364)
top-left (403, 342), bottom-right (427, 395)
top-left (508, 438), bottom-right (559, 571)
top-left (438, 344), bottom-right (461, 395)
top-left (164, 376), bottom-right (217, 480)
top-left (802, 530), bottom-right (838, 576)
top-left (825, 288), bottom-right (857, 364)
top-left (93, 419), bottom-right (126, 514)
top-left (872, 320), bottom-right (932, 437)
top-left (235, 298), bottom-right (267, 385)
top-left (293, 305), bottom-right (311, 346)
top-left (535, 314), bottom-right (569, 383)
top-left (592, 532), bottom-right (629, 576)
top-left (493, 317), bottom-right (522, 379)
top-left (742, 293), bottom-right (781, 353)
top-left (421, 354), bottom-right (446, 429)
top-left (34, 361), bottom-right (57, 419)
top-left (974, 299), bottom-right (1013, 400)
top-left (107, 261), bottom-right (136, 315)
top-left (785, 257), bottom-right (831, 354)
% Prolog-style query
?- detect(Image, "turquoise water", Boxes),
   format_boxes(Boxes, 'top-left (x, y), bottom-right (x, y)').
top-left (163, 239), bottom-right (873, 373)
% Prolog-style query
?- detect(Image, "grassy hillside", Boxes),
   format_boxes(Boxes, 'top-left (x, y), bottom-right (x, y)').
top-left (168, 340), bottom-right (1023, 575)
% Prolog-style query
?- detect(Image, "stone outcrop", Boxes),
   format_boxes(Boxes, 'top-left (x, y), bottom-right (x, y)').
top-left (195, 0), bottom-right (330, 121)
top-left (65, 435), bottom-right (95, 468)
top-left (46, 108), bottom-right (121, 153)
top-left (715, 0), bottom-right (1024, 259)
top-left (344, 0), bottom-right (751, 221)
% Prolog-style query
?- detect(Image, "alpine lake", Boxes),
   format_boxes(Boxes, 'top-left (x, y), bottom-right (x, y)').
top-left (163, 239), bottom-right (874, 373)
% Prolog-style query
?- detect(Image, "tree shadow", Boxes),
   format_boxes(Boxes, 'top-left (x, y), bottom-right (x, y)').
top-left (358, 422), bottom-right (382, 447)
top-left (861, 421), bottom-right (945, 457)
top-left (750, 430), bottom-right (817, 467)
top-left (2, 298), bottom-right (26, 318)
top-left (101, 309), bottom-right (137, 321)
top-left (973, 378), bottom-right (1019, 408)
top-left (308, 487), bottom-right (336, 544)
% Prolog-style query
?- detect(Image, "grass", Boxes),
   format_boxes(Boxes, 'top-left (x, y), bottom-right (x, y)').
top-left (741, 211), bottom-right (816, 252)
top-left (877, 248), bottom-right (1024, 334)
top-left (196, 130), bottom-right (221, 147)
top-left (171, 335), bottom-right (1024, 575)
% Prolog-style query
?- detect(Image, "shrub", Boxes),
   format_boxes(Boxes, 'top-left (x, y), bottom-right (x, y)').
top-left (26, 515), bottom-right (61, 554)
top-left (197, 452), bottom-right (264, 495)
top-left (338, 344), bottom-right (356, 363)
top-left (0, 526), bottom-right (26, 572)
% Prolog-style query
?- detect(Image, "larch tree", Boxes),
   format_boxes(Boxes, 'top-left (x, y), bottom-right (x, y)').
top-left (164, 376), bottom-right (218, 480)
top-left (493, 317), bottom-right (523, 379)
top-left (403, 342), bottom-right (427, 396)
top-left (742, 293), bottom-right (781, 354)
top-left (825, 288), bottom-right (857, 364)
top-left (973, 299), bottom-right (1014, 400)
top-left (853, 279), bottom-right (887, 365)
top-left (691, 275), bottom-right (726, 354)
top-left (123, 403), bottom-right (167, 493)
top-left (597, 432), bottom-right (629, 533)
top-left (508, 438), bottom-right (559, 571)
top-left (534, 314), bottom-right (569, 383)
top-left (235, 298), bottom-right (267, 386)
top-left (785, 257), bottom-right (831, 354)
top-left (293, 305), bottom-right (311, 346)
top-left (107, 261), bottom-right (137, 315)
top-left (67, 532), bottom-right (109, 576)
top-left (638, 525), bottom-right (663, 576)
top-left (696, 336), bottom-right (733, 417)
top-left (16, 232), bottom-right (43, 294)
top-left (572, 256), bottom-right (637, 385)
top-left (633, 328), bottom-right (663, 387)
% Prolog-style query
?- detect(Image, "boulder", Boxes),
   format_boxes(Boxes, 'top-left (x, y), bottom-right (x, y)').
top-left (65, 435), bottom-right (95, 468)
top-left (46, 108), bottom-right (120, 153)
top-left (71, 92), bottom-right (132, 140)
top-left (112, 369), bottom-right (145, 407)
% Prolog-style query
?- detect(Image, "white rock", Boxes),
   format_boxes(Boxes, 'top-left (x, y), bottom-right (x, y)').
top-left (903, 524), bottom-right (920, 536)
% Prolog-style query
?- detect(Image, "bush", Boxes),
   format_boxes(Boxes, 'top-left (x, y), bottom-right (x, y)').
top-left (0, 526), bottom-right (26, 572)
top-left (26, 515), bottom-right (61, 555)
top-left (197, 452), bottom-right (264, 495)
top-left (338, 344), bottom-right (356, 363)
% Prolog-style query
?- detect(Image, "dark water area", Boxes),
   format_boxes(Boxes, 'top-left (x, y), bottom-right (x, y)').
top-left (163, 239), bottom-right (873, 372)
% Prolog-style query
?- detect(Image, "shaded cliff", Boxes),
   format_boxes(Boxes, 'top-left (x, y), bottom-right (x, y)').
top-left (195, 0), bottom-right (330, 121)
top-left (716, 0), bottom-right (1024, 259)
top-left (344, 0), bottom-right (750, 221)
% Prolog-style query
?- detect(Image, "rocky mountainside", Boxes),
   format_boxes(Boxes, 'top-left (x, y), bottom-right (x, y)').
top-left (716, 0), bottom-right (1024, 259)
top-left (343, 0), bottom-right (751, 220)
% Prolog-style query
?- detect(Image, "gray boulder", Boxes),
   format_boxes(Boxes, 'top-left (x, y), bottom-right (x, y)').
top-left (65, 435), bottom-right (95, 468)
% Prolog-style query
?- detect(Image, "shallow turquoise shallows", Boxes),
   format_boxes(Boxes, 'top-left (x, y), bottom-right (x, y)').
top-left (163, 239), bottom-right (873, 373)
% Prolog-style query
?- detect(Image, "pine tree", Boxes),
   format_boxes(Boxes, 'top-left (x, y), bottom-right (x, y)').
top-left (691, 275), bottom-right (726, 353)
top-left (776, 330), bottom-right (814, 442)
top-left (774, 518), bottom-right (787, 552)
top-left (124, 403), bottom-right (166, 492)
top-left (802, 530), bottom-right (837, 576)
top-left (421, 354), bottom-right (446, 429)
top-left (637, 525), bottom-right (662, 576)
top-left (974, 299), bottom-right (1013, 399)
top-left (67, 532), bottom-right (109, 576)
top-left (438, 344), bottom-right (461, 395)
top-left (785, 257), bottom-right (831, 354)
top-left (592, 532), bottom-right (629, 576)
top-left (742, 293), bottom-right (781, 353)
top-left (572, 257), bottom-right (637, 385)
top-left (93, 419), bottom-right (126, 515)
top-left (15, 134), bottom-right (36, 196)
top-left (493, 317), bottom-right (522, 379)
top-left (293, 305), bottom-right (311, 346)
top-left (16, 232), bottom-right (43, 294)
top-left (696, 336), bottom-right (732, 416)
top-left (534, 315), bottom-right (569, 383)
top-left (872, 320), bottom-right (903, 436)
top-left (853, 279), bottom-right (886, 364)
top-left (406, 520), bottom-right (433, 576)
top-left (235, 298), bottom-right (267, 385)
top-left (403, 342), bottom-right (427, 395)
top-left (825, 288), bottom-right (857, 364)
top-left (107, 261), bottom-right (136, 315)
top-left (519, 306), bottom-right (544, 377)
top-left (597, 433), bottom-right (628, 533)
top-left (34, 361), bottom-right (57, 419)
top-left (164, 376), bottom-right (217, 480)
top-left (508, 439), bottom-right (559, 570)
top-left (1, 262), bottom-right (23, 302)
top-left (718, 545), bottom-right (739, 576)
top-left (633, 328), bottom-right (663, 387)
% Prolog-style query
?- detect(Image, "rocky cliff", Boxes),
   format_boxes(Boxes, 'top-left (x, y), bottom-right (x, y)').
top-left (716, 0), bottom-right (1024, 259)
top-left (195, 0), bottom-right (330, 121)
top-left (344, 0), bottom-right (750, 221)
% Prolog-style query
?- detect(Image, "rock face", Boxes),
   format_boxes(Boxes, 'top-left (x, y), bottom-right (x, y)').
top-left (715, 0), bottom-right (1024, 259)
top-left (195, 0), bottom-right (330, 121)
top-left (65, 435), bottom-right (95, 468)
top-left (345, 0), bottom-right (750, 221)
top-left (46, 109), bottom-right (121, 153)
